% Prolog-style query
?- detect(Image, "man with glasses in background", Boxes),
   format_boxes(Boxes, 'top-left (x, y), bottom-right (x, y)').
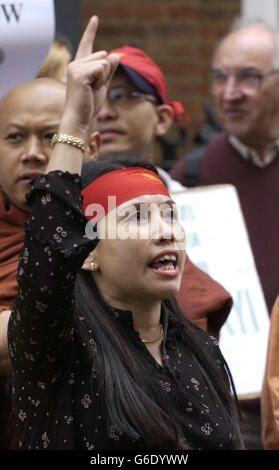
top-left (170, 19), bottom-right (279, 449)
top-left (90, 45), bottom-right (234, 343)
top-left (171, 19), bottom-right (279, 317)
top-left (91, 45), bottom-right (188, 191)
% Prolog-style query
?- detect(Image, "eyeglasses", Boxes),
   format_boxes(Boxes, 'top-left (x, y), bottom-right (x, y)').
top-left (209, 67), bottom-right (279, 96)
top-left (107, 87), bottom-right (158, 107)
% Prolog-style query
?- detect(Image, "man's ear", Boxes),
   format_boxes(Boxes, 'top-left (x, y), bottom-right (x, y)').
top-left (154, 104), bottom-right (174, 137)
top-left (87, 131), bottom-right (102, 161)
top-left (81, 250), bottom-right (98, 272)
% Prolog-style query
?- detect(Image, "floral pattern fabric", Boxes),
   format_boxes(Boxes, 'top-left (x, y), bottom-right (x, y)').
top-left (8, 171), bottom-right (238, 450)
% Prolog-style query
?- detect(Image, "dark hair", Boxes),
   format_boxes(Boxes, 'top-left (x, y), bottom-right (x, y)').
top-left (81, 153), bottom-right (160, 188)
top-left (75, 154), bottom-right (243, 449)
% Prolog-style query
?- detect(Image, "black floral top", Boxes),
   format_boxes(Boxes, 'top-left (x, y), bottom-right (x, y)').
top-left (8, 172), bottom-right (240, 450)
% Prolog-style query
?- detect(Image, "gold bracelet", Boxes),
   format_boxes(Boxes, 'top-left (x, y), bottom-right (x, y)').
top-left (51, 133), bottom-right (87, 153)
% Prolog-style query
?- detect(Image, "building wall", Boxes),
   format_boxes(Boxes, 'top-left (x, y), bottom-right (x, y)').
top-left (54, 0), bottom-right (82, 54)
top-left (81, 0), bottom-right (240, 161)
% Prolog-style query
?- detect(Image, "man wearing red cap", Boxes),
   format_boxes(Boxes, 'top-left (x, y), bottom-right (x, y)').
top-left (91, 45), bottom-right (233, 340)
top-left (111, 46), bottom-right (189, 122)
top-left (92, 46), bottom-right (189, 191)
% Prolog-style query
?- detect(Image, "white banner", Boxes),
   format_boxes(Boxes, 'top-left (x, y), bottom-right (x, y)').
top-left (241, 0), bottom-right (279, 29)
top-left (0, 0), bottom-right (55, 98)
top-left (172, 185), bottom-right (270, 399)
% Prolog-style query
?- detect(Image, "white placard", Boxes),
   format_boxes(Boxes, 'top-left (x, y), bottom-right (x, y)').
top-left (172, 185), bottom-right (270, 398)
top-left (0, 0), bottom-right (55, 98)
top-left (241, 0), bottom-right (279, 29)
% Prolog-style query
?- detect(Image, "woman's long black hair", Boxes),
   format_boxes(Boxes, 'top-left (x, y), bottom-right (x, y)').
top-left (74, 154), bottom-right (243, 449)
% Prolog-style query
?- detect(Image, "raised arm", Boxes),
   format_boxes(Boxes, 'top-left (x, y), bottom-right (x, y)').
top-left (47, 15), bottom-right (119, 175)
top-left (8, 16), bottom-right (119, 377)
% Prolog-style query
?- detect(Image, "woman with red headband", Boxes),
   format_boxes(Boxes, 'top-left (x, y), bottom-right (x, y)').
top-left (8, 17), bottom-right (243, 450)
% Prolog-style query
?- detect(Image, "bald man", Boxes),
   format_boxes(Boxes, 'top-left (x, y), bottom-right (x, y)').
top-left (0, 78), bottom-right (99, 448)
top-left (171, 20), bottom-right (279, 315)
top-left (171, 19), bottom-right (279, 449)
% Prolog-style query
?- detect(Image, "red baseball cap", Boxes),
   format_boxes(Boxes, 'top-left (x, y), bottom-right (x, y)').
top-left (110, 46), bottom-right (190, 123)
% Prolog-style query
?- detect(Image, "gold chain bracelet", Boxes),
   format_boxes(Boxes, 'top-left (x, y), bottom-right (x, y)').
top-left (51, 133), bottom-right (87, 153)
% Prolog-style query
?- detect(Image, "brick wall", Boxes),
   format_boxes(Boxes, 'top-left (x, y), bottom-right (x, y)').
top-left (81, 0), bottom-right (240, 162)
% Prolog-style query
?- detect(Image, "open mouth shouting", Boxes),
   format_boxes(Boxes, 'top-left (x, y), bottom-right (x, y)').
top-left (148, 251), bottom-right (179, 277)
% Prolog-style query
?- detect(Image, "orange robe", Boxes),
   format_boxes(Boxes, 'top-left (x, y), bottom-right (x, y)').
top-left (176, 256), bottom-right (232, 339)
top-left (0, 189), bottom-right (29, 313)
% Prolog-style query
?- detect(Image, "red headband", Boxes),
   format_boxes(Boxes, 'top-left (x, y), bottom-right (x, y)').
top-left (110, 46), bottom-right (191, 124)
top-left (82, 167), bottom-right (170, 222)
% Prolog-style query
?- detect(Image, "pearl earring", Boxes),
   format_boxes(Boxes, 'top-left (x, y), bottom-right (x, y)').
top-left (90, 262), bottom-right (96, 270)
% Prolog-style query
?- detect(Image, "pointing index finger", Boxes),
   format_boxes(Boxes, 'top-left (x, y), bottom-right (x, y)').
top-left (75, 15), bottom-right (99, 60)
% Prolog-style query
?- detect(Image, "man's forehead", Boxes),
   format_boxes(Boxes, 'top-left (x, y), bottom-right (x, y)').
top-left (215, 26), bottom-right (276, 68)
top-left (1, 78), bottom-right (66, 102)
top-left (0, 80), bottom-right (66, 129)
